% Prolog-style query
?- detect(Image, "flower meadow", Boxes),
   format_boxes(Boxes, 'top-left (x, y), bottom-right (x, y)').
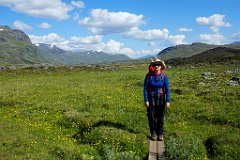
top-left (0, 63), bottom-right (239, 160)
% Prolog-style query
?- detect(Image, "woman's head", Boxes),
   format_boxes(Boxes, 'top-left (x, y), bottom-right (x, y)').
top-left (152, 63), bottom-right (162, 72)
top-left (150, 57), bottom-right (166, 71)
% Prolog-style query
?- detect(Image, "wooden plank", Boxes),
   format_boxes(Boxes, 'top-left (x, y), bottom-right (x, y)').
top-left (157, 140), bottom-right (165, 160)
top-left (148, 140), bottom-right (165, 160)
top-left (148, 140), bottom-right (158, 160)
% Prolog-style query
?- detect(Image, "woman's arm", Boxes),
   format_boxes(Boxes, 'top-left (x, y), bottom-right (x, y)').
top-left (164, 75), bottom-right (170, 103)
top-left (143, 74), bottom-right (149, 105)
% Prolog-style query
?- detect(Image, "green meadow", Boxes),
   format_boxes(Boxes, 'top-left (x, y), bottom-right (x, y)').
top-left (0, 63), bottom-right (239, 160)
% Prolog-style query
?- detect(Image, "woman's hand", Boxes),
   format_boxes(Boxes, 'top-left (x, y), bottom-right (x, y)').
top-left (166, 102), bottom-right (170, 109)
top-left (144, 101), bottom-right (149, 108)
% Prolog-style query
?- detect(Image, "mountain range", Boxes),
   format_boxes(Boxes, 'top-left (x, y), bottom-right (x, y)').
top-left (36, 43), bottom-right (130, 65)
top-left (157, 42), bottom-right (240, 60)
top-left (0, 25), bottom-right (239, 67)
top-left (0, 25), bottom-right (130, 66)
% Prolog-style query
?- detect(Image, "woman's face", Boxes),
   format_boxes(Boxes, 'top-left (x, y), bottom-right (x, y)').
top-left (153, 64), bottom-right (161, 72)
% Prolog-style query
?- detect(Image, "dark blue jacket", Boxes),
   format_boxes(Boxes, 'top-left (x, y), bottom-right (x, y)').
top-left (144, 73), bottom-right (170, 103)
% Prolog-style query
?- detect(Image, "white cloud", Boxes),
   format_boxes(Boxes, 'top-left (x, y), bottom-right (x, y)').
top-left (199, 34), bottom-right (225, 44)
top-left (29, 33), bottom-right (65, 45)
top-left (13, 21), bottom-right (32, 30)
top-left (69, 35), bottom-right (102, 44)
top-left (124, 27), bottom-right (185, 45)
top-left (59, 36), bottom-right (103, 51)
top-left (124, 27), bottom-right (169, 40)
top-left (140, 49), bottom-right (161, 54)
top-left (96, 39), bottom-right (134, 55)
top-left (78, 8), bottom-right (182, 47)
top-left (95, 40), bottom-right (160, 59)
top-left (149, 41), bottom-right (156, 47)
top-left (0, 0), bottom-right (72, 20)
top-left (231, 32), bottom-right (240, 41)
top-left (73, 12), bottom-right (80, 20)
top-left (78, 9), bottom-right (144, 35)
top-left (168, 35), bottom-right (186, 45)
top-left (71, 1), bottom-right (85, 8)
top-left (136, 49), bottom-right (161, 58)
top-left (38, 22), bottom-right (51, 29)
top-left (178, 28), bottom-right (193, 32)
top-left (196, 14), bottom-right (231, 34)
top-left (29, 33), bottom-right (103, 48)
top-left (77, 8), bottom-right (185, 50)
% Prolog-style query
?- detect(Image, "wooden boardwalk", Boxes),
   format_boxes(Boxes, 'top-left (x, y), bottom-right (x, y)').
top-left (148, 140), bottom-right (165, 160)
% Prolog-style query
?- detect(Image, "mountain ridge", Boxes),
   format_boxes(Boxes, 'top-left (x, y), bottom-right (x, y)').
top-left (157, 42), bottom-right (240, 60)
top-left (165, 47), bottom-right (240, 65)
top-left (0, 25), bottom-right (130, 66)
top-left (0, 25), bottom-right (47, 66)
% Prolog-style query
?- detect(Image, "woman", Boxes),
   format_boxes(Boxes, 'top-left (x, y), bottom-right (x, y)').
top-left (143, 57), bottom-right (170, 141)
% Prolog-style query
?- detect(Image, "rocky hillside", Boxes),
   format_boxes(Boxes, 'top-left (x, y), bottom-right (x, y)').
top-left (36, 43), bottom-right (69, 64)
top-left (166, 47), bottom-right (240, 65)
top-left (158, 42), bottom-right (240, 60)
top-left (0, 25), bottom-right (46, 66)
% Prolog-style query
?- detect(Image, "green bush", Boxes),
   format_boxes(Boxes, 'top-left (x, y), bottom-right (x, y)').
top-left (100, 144), bottom-right (141, 160)
top-left (166, 132), bottom-right (207, 160)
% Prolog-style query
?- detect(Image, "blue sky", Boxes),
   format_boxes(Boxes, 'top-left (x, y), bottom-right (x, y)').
top-left (1, 0), bottom-right (240, 59)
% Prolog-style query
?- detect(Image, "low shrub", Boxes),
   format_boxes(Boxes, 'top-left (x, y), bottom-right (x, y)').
top-left (100, 144), bottom-right (141, 160)
top-left (204, 132), bottom-right (240, 160)
top-left (166, 132), bottom-right (207, 160)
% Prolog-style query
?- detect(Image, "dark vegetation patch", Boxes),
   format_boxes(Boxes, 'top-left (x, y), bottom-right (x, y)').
top-left (204, 133), bottom-right (240, 159)
top-left (0, 101), bottom-right (23, 107)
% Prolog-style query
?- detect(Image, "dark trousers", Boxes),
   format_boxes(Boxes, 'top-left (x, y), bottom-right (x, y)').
top-left (147, 93), bottom-right (166, 135)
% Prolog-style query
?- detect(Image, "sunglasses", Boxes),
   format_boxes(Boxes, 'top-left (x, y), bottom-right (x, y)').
top-left (152, 64), bottom-right (161, 67)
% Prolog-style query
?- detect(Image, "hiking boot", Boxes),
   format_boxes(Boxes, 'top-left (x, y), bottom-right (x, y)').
top-left (158, 134), bottom-right (164, 141)
top-left (150, 131), bottom-right (157, 140)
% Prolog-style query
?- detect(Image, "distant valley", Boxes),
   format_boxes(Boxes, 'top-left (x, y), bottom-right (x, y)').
top-left (0, 25), bottom-right (130, 67)
top-left (36, 43), bottom-right (130, 65)
top-left (0, 25), bottom-right (240, 67)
